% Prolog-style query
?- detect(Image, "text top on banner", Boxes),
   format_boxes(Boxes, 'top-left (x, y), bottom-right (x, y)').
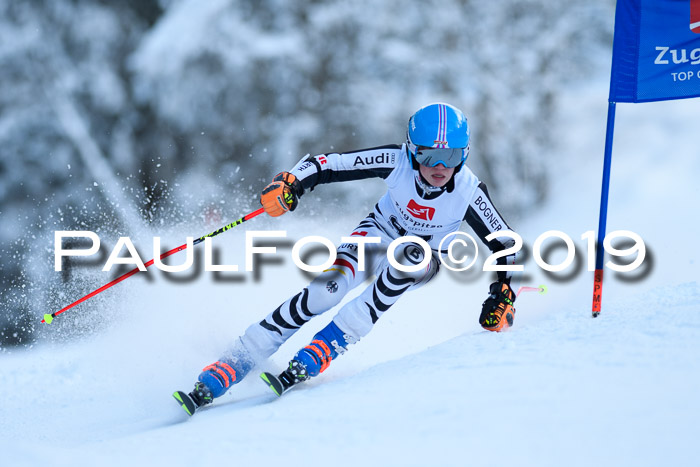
top-left (610, 0), bottom-right (700, 103)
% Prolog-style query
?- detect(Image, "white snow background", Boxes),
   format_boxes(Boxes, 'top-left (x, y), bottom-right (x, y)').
top-left (2, 33), bottom-right (700, 467)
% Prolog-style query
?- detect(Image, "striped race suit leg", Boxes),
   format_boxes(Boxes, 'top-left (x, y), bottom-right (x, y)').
top-left (199, 214), bottom-right (438, 395)
top-left (199, 216), bottom-right (378, 396)
top-left (240, 214), bottom-right (389, 359)
top-left (290, 219), bottom-right (440, 378)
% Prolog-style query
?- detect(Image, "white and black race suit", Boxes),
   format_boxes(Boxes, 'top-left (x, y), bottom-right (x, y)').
top-left (238, 143), bottom-right (518, 361)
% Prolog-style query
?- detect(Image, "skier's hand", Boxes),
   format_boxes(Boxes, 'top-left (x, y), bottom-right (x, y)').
top-left (479, 281), bottom-right (516, 332)
top-left (260, 172), bottom-right (302, 217)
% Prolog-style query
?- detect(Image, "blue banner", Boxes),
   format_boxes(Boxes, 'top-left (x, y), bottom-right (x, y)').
top-left (610, 0), bottom-right (700, 102)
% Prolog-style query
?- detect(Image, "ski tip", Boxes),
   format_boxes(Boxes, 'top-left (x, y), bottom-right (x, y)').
top-left (173, 390), bottom-right (196, 416)
top-left (260, 372), bottom-right (284, 397)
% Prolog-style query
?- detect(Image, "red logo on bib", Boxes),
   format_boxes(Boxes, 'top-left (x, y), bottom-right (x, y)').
top-left (406, 199), bottom-right (435, 221)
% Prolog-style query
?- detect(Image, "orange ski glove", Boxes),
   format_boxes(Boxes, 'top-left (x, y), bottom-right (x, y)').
top-left (260, 172), bottom-right (302, 217)
top-left (479, 281), bottom-right (516, 332)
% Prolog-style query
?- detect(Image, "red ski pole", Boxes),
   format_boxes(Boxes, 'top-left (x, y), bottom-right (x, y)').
top-left (42, 207), bottom-right (265, 324)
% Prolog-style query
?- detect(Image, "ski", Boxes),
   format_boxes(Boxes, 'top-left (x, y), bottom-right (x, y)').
top-left (260, 372), bottom-right (287, 396)
top-left (260, 370), bottom-right (300, 397)
top-left (172, 390), bottom-right (198, 416)
top-left (260, 359), bottom-right (312, 397)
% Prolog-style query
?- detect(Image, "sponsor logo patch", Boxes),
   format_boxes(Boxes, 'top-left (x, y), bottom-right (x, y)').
top-left (403, 244), bottom-right (425, 265)
top-left (406, 199), bottom-right (435, 221)
top-left (352, 152), bottom-right (396, 166)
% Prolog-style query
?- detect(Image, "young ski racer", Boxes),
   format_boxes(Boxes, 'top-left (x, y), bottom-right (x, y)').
top-left (174, 103), bottom-right (519, 415)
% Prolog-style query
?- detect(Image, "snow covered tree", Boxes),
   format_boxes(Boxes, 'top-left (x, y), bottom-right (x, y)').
top-left (0, 0), bottom-right (614, 346)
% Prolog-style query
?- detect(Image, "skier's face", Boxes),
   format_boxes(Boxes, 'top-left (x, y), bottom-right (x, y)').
top-left (419, 163), bottom-right (455, 187)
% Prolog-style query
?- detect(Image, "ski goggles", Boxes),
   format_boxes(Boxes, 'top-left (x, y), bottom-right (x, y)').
top-left (412, 146), bottom-right (466, 168)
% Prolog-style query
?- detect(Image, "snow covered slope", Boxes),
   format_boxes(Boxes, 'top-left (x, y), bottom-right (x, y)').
top-left (2, 281), bottom-right (698, 467)
top-left (1, 88), bottom-right (699, 467)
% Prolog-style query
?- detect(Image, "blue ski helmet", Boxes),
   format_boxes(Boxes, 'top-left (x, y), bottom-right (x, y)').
top-left (407, 103), bottom-right (470, 171)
